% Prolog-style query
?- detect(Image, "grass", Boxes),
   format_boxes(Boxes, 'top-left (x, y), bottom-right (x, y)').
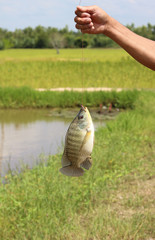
top-left (0, 49), bottom-right (154, 89)
top-left (0, 48), bottom-right (154, 239)
top-left (0, 48), bottom-right (130, 61)
top-left (0, 90), bottom-right (155, 239)
top-left (0, 86), bottom-right (139, 109)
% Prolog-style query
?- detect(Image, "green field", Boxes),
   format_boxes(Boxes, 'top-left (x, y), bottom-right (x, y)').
top-left (0, 91), bottom-right (155, 239)
top-left (0, 48), bottom-right (130, 61)
top-left (0, 48), bottom-right (155, 239)
top-left (0, 49), bottom-right (154, 89)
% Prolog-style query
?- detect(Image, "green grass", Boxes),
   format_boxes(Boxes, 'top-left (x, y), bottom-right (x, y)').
top-left (0, 86), bottom-right (139, 109)
top-left (0, 49), bottom-right (154, 89)
top-left (0, 48), bottom-right (129, 61)
top-left (0, 90), bottom-right (155, 239)
top-left (0, 48), bottom-right (154, 239)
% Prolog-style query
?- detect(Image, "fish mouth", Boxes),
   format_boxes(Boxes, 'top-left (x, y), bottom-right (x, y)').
top-left (81, 105), bottom-right (86, 112)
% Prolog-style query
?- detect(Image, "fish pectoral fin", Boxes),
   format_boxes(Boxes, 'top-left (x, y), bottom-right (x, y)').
top-left (61, 150), bottom-right (71, 167)
top-left (59, 165), bottom-right (84, 177)
top-left (80, 131), bottom-right (91, 151)
top-left (86, 127), bottom-right (91, 132)
top-left (81, 156), bottom-right (92, 170)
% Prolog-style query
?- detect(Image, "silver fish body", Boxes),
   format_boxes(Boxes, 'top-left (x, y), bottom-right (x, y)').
top-left (60, 105), bottom-right (94, 177)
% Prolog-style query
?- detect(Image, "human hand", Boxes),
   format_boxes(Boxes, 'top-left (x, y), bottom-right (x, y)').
top-left (74, 5), bottom-right (110, 34)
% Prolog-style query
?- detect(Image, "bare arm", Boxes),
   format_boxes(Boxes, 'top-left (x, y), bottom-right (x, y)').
top-left (75, 5), bottom-right (155, 71)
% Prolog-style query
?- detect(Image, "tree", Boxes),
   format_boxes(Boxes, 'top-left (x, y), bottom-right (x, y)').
top-left (0, 23), bottom-right (154, 49)
top-left (13, 29), bottom-right (25, 48)
top-left (23, 27), bottom-right (34, 37)
top-left (23, 37), bottom-right (35, 48)
top-left (49, 32), bottom-right (66, 54)
top-left (60, 25), bottom-right (69, 34)
top-left (35, 33), bottom-right (48, 48)
top-left (0, 40), bottom-right (4, 50)
top-left (64, 34), bottom-right (75, 48)
top-left (74, 37), bottom-right (88, 48)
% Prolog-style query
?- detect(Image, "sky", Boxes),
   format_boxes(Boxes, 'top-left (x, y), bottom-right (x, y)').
top-left (0, 0), bottom-right (155, 31)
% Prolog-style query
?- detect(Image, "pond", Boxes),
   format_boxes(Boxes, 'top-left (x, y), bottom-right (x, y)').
top-left (0, 109), bottom-right (106, 177)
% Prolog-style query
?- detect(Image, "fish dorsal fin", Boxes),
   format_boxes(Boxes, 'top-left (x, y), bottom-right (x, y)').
top-left (81, 156), bottom-right (92, 170)
top-left (61, 149), bottom-right (71, 167)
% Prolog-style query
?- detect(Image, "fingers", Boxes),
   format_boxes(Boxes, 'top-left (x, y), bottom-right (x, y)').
top-left (75, 22), bottom-right (94, 31)
top-left (74, 16), bottom-right (91, 25)
top-left (74, 11), bottom-right (93, 31)
top-left (76, 5), bottom-right (95, 14)
top-left (75, 6), bottom-right (96, 32)
top-left (75, 9), bottom-right (91, 18)
top-left (74, 16), bottom-right (94, 31)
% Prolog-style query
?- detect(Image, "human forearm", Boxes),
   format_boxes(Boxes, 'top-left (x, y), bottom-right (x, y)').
top-left (105, 17), bottom-right (155, 70)
top-left (75, 6), bottom-right (155, 71)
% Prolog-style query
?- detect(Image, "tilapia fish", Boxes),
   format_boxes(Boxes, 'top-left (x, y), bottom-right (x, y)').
top-left (60, 105), bottom-right (94, 177)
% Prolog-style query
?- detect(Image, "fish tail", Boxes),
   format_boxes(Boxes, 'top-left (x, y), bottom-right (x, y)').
top-left (59, 165), bottom-right (84, 177)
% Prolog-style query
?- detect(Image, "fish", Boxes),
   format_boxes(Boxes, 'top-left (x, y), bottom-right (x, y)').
top-left (59, 105), bottom-right (94, 177)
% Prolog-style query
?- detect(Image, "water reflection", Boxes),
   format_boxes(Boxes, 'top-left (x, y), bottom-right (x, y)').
top-left (0, 109), bottom-right (104, 177)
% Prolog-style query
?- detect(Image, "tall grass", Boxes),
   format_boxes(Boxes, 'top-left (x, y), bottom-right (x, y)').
top-left (0, 91), bottom-right (155, 239)
top-left (0, 49), bottom-right (154, 89)
top-left (0, 86), bottom-right (139, 109)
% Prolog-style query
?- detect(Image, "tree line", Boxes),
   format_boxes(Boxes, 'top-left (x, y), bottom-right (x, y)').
top-left (0, 23), bottom-right (154, 50)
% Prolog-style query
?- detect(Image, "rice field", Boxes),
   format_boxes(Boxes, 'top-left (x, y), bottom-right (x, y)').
top-left (0, 49), bottom-right (154, 89)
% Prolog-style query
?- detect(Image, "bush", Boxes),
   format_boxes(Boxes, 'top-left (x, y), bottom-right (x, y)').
top-left (0, 40), bottom-right (4, 50)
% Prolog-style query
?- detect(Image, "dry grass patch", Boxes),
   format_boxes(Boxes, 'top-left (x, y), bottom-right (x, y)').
top-left (69, 171), bottom-right (155, 240)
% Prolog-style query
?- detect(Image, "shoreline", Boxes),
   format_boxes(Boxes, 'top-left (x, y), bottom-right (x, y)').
top-left (0, 86), bottom-right (139, 109)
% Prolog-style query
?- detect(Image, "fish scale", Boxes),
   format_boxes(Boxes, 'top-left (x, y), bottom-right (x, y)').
top-left (66, 141), bottom-right (82, 161)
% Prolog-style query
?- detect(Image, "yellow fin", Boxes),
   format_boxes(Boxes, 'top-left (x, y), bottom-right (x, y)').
top-left (80, 131), bottom-right (91, 151)
top-left (59, 166), bottom-right (84, 177)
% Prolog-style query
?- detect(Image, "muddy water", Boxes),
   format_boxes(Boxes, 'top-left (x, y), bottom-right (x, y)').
top-left (0, 109), bottom-right (105, 177)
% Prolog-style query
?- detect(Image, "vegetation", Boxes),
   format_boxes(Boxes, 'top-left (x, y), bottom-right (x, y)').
top-left (0, 86), bottom-right (139, 109)
top-left (0, 23), bottom-right (155, 50)
top-left (0, 49), bottom-right (155, 89)
top-left (0, 90), bottom-right (155, 239)
top-left (0, 45), bottom-right (154, 239)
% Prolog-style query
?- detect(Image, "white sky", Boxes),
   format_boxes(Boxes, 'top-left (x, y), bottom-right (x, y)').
top-left (0, 0), bottom-right (155, 31)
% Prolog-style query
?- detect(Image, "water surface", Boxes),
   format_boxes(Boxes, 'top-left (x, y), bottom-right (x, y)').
top-left (0, 109), bottom-right (104, 177)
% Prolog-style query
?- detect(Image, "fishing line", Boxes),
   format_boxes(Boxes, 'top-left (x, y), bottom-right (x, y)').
top-left (79, 0), bottom-right (84, 105)
top-left (81, 32), bottom-right (84, 105)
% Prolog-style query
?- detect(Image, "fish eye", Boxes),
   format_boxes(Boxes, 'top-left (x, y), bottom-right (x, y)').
top-left (79, 115), bottom-right (84, 119)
